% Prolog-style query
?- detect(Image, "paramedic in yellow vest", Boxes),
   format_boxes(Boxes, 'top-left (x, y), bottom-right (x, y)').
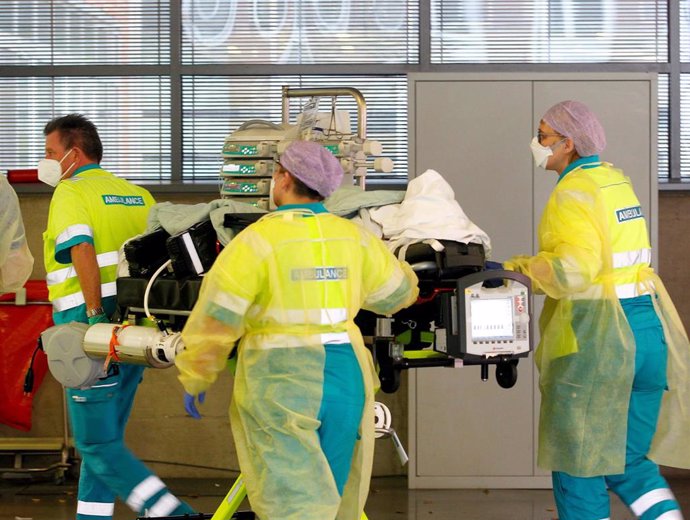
top-left (506, 101), bottom-right (690, 520)
top-left (176, 140), bottom-right (420, 520)
top-left (41, 114), bottom-right (195, 520)
top-left (0, 173), bottom-right (33, 294)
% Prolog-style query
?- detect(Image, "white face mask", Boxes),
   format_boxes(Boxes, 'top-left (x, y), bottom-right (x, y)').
top-left (529, 136), bottom-right (567, 169)
top-left (38, 148), bottom-right (75, 187)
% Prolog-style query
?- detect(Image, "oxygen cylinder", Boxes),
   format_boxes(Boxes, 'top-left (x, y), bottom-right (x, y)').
top-left (83, 324), bottom-right (184, 369)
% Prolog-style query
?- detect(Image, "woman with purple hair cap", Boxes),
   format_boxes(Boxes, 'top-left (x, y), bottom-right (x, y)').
top-left (506, 101), bottom-right (690, 520)
top-left (177, 140), bottom-right (419, 520)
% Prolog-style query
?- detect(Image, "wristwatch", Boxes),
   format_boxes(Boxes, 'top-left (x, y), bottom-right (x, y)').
top-left (86, 306), bottom-right (105, 318)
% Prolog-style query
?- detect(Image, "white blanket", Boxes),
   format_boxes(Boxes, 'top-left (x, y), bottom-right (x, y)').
top-left (368, 169), bottom-right (492, 258)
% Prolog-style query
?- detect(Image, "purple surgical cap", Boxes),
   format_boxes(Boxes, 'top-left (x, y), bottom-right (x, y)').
top-left (542, 100), bottom-right (607, 157)
top-left (279, 140), bottom-right (344, 198)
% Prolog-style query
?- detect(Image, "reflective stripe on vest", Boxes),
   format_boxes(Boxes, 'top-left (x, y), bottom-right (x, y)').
top-left (55, 223), bottom-right (93, 247)
top-left (366, 267), bottom-right (405, 304)
top-left (211, 290), bottom-right (252, 316)
top-left (253, 332), bottom-right (351, 349)
top-left (46, 250), bottom-right (119, 286)
top-left (615, 281), bottom-right (655, 299)
top-left (250, 307), bottom-right (349, 325)
top-left (610, 247), bottom-right (653, 297)
top-left (571, 281), bottom-right (655, 300)
top-left (612, 248), bottom-right (652, 269)
top-left (52, 281), bottom-right (117, 313)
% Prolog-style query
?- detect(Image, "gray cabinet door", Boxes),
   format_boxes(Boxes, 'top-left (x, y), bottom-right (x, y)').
top-left (410, 79), bottom-right (537, 484)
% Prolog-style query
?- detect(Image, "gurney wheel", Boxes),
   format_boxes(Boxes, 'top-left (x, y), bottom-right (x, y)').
top-left (379, 366), bottom-right (401, 393)
top-left (495, 361), bottom-right (518, 389)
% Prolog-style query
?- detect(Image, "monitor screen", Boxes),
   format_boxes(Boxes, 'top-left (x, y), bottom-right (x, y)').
top-left (470, 297), bottom-right (514, 341)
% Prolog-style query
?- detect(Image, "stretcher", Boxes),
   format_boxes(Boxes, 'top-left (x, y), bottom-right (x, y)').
top-left (114, 237), bottom-right (533, 391)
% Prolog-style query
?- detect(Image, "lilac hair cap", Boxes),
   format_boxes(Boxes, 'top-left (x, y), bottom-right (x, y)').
top-left (542, 100), bottom-right (607, 157)
top-left (279, 140), bottom-right (344, 198)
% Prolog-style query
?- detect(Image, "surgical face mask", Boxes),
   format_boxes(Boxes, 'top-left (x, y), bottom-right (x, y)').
top-left (530, 137), bottom-right (564, 169)
top-left (38, 149), bottom-right (75, 187)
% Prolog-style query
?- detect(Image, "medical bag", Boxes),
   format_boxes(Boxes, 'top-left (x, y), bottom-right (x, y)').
top-left (166, 219), bottom-right (218, 278)
top-left (124, 228), bottom-right (171, 278)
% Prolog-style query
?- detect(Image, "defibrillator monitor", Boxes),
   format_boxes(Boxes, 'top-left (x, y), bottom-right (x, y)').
top-left (438, 270), bottom-right (532, 360)
top-left (469, 297), bottom-right (515, 342)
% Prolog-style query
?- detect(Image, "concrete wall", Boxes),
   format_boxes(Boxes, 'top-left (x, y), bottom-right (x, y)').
top-left (2, 189), bottom-right (689, 479)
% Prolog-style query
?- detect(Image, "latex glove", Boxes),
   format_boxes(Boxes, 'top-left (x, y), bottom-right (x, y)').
top-left (483, 260), bottom-right (505, 288)
top-left (184, 392), bottom-right (206, 419)
top-left (484, 260), bottom-right (504, 271)
top-left (88, 313), bottom-right (110, 326)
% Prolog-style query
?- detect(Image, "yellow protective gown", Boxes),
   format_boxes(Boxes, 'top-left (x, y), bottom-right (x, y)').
top-left (177, 207), bottom-right (419, 520)
top-left (506, 163), bottom-right (690, 477)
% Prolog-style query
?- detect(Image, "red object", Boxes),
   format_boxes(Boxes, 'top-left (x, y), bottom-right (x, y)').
top-left (7, 169), bottom-right (39, 184)
top-left (105, 324), bottom-right (129, 370)
top-left (0, 280), bottom-right (52, 431)
top-left (415, 286), bottom-right (455, 305)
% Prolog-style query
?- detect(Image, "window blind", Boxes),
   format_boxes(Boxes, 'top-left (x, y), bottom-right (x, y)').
top-left (658, 74), bottom-right (669, 179)
top-left (681, 0), bottom-right (690, 62)
top-left (681, 75), bottom-right (690, 178)
top-left (182, 75), bottom-right (407, 182)
top-left (0, 0), bottom-right (170, 66)
top-left (431, 1), bottom-right (667, 63)
top-left (0, 77), bottom-right (171, 181)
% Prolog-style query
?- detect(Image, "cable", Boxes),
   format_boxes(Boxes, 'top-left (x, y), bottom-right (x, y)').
top-left (144, 259), bottom-right (172, 320)
top-left (23, 337), bottom-right (43, 395)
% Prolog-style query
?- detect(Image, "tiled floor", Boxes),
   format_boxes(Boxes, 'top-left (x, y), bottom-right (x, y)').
top-left (1, 475), bottom-right (689, 520)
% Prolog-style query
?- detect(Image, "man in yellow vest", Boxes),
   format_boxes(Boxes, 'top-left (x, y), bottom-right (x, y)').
top-left (41, 114), bottom-right (195, 520)
top-left (176, 140), bottom-right (420, 520)
top-left (507, 101), bottom-right (689, 520)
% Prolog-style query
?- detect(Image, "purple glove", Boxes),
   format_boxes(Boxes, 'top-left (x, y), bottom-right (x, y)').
top-left (184, 392), bottom-right (206, 419)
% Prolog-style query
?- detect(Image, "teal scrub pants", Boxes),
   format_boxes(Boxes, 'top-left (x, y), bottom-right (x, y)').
top-left (552, 295), bottom-right (682, 520)
top-left (318, 342), bottom-right (365, 495)
top-left (57, 300), bottom-right (194, 520)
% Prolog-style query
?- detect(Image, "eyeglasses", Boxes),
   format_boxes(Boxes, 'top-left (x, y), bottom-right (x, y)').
top-left (537, 131), bottom-right (564, 145)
